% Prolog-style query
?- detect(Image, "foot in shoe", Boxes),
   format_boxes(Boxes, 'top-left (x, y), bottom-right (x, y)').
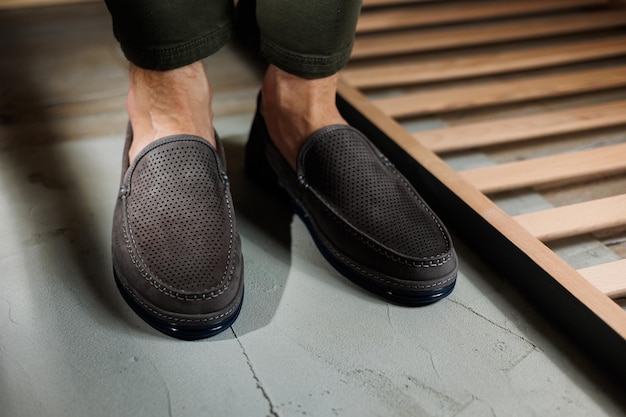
top-left (247, 67), bottom-right (458, 305)
top-left (112, 62), bottom-right (244, 339)
top-left (112, 129), bottom-right (244, 340)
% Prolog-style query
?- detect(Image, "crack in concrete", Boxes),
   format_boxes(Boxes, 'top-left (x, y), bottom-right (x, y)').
top-left (1, 297), bottom-right (19, 325)
top-left (448, 299), bottom-right (539, 374)
top-left (386, 304), bottom-right (396, 334)
top-left (454, 395), bottom-right (497, 417)
top-left (505, 345), bottom-right (538, 374)
top-left (424, 347), bottom-right (443, 383)
top-left (232, 328), bottom-right (279, 417)
top-left (448, 299), bottom-right (536, 348)
top-left (145, 354), bottom-right (173, 417)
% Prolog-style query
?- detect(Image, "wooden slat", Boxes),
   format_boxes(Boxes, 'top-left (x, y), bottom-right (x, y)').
top-left (356, 0), bottom-right (607, 33)
top-left (578, 260), bottom-right (626, 299)
top-left (373, 66), bottom-right (626, 118)
top-left (0, 0), bottom-right (97, 9)
top-left (351, 9), bottom-right (626, 59)
top-left (413, 100), bottom-right (626, 153)
top-left (362, 0), bottom-right (437, 7)
top-left (460, 143), bottom-right (626, 194)
top-left (513, 195), bottom-right (626, 241)
top-left (344, 36), bottom-right (626, 88)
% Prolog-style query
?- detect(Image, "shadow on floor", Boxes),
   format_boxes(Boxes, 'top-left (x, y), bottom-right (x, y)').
top-left (222, 139), bottom-right (294, 336)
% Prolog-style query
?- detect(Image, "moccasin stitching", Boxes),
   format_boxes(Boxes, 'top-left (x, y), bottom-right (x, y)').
top-left (307, 192), bottom-right (453, 267)
top-left (320, 235), bottom-right (456, 289)
top-left (119, 280), bottom-right (239, 323)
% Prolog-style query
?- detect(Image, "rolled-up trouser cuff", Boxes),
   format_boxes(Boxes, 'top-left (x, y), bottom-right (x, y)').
top-left (259, 37), bottom-right (354, 79)
top-left (119, 24), bottom-right (233, 71)
top-left (105, 0), bottom-right (234, 71)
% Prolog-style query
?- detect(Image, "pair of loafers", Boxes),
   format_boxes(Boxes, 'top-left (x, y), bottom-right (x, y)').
top-left (112, 99), bottom-right (458, 340)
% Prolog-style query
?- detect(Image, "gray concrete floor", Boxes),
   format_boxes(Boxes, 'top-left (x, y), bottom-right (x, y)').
top-left (1, 114), bottom-right (625, 417)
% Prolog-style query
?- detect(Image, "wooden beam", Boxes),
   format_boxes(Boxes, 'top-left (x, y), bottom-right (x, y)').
top-left (513, 195), bottom-right (626, 241)
top-left (351, 9), bottom-right (626, 59)
top-left (578, 260), bottom-right (626, 299)
top-left (373, 66), bottom-right (626, 118)
top-left (356, 0), bottom-right (608, 33)
top-left (413, 100), bottom-right (626, 153)
top-left (344, 36), bottom-right (626, 88)
top-left (362, 0), bottom-right (438, 7)
top-left (460, 143), bottom-right (626, 194)
top-left (0, 0), bottom-right (97, 9)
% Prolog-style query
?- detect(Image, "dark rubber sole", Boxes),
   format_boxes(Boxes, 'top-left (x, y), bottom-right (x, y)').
top-left (114, 269), bottom-right (242, 340)
top-left (292, 200), bottom-right (456, 306)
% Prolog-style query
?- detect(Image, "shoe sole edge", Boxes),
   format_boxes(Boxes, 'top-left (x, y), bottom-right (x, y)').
top-left (113, 267), bottom-right (243, 340)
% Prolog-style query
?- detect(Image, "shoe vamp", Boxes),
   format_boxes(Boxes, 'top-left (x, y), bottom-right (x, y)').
top-left (126, 146), bottom-right (234, 293)
top-left (304, 136), bottom-right (449, 259)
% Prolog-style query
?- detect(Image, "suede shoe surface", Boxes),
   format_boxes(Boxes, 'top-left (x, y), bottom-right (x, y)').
top-left (246, 107), bottom-right (457, 305)
top-left (112, 128), bottom-right (243, 339)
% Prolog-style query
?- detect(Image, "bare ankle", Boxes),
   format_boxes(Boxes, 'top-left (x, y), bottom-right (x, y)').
top-left (126, 62), bottom-right (216, 162)
top-left (261, 65), bottom-right (347, 169)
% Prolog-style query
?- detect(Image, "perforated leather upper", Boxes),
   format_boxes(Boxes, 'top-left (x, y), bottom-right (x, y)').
top-left (124, 137), bottom-right (234, 294)
top-left (300, 126), bottom-right (449, 259)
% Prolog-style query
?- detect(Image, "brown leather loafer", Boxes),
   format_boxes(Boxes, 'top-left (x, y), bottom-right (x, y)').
top-left (245, 105), bottom-right (457, 305)
top-left (112, 127), bottom-right (243, 339)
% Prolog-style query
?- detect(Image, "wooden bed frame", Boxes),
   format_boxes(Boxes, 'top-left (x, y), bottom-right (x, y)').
top-left (339, 0), bottom-right (626, 384)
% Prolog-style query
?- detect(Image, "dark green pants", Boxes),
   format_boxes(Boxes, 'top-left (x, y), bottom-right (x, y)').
top-left (104, 0), bottom-right (362, 78)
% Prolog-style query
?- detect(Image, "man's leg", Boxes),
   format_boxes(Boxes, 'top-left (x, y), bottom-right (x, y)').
top-left (105, 0), bottom-right (244, 340)
top-left (253, 0), bottom-right (360, 168)
top-left (104, 0), bottom-right (234, 160)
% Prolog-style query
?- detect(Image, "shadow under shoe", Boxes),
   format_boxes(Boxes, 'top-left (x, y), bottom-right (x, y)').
top-left (244, 104), bottom-right (457, 305)
top-left (112, 128), bottom-right (244, 340)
